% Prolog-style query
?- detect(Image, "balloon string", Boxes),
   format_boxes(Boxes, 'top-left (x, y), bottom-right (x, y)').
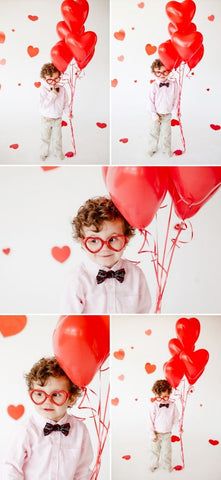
top-left (68, 62), bottom-right (81, 156)
top-left (177, 63), bottom-right (186, 154)
top-left (138, 229), bottom-right (160, 290)
top-left (175, 380), bottom-right (193, 470)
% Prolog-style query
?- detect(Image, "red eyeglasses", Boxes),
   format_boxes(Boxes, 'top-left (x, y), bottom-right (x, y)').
top-left (154, 70), bottom-right (170, 77)
top-left (155, 395), bottom-right (170, 402)
top-left (30, 389), bottom-right (70, 406)
top-left (83, 234), bottom-right (127, 253)
top-left (46, 76), bottom-right (61, 85)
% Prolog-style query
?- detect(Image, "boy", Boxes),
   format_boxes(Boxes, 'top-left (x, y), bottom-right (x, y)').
top-left (148, 379), bottom-right (179, 472)
top-left (40, 63), bottom-right (70, 161)
top-left (2, 357), bottom-right (93, 479)
top-left (148, 58), bottom-right (179, 157)
top-left (60, 196), bottom-right (151, 314)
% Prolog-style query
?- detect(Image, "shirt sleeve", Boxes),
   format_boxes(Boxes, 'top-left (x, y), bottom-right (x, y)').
top-left (171, 79), bottom-right (180, 118)
top-left (137, 267), bottom-right (152, 313)
top-left (2, 427), bottom-right (30, 479)
top-left (60, 272), bottom-right (85, 314)
top-left (40, 86), bottom-right (58, 110)
top-left (74, 424), bottom-right (94, 480)
top-left (148, 83), bottom-right (158, 120)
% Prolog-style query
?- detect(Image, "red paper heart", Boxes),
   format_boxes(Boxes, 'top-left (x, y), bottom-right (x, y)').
top-left (166, 1), bottom-right (196, 26)
top-left (65, 151), bottom-right (74, 158)
top-left (145, 363), bottom-right (156, 374)
top-left (41, 166), bottom-right (59, 171)
top-left (122, 455), bottom-right (131, 460)
top-left (7, 404), bottom-right (25, 420)
top-left (9, 144), bottom-right (19, 149)
top-left (117, 55), bottom-right (124, 61)
top-left (210, 124), bottom-right (221, 131)
top-left (111, 397), bottom-right (119, 406)
top-left (111, 79), bottom-right (118, 87)
top-left (27, 45), bottom-right (39, 57)
top-left (118, 374), bottom-right (125, 381)
top-left (2, 248), bottom-right (10, 255)
top-left (114, 349), bottom-right (125, 360)
top-left (0, 316), bottom-right (27, 337)
top-left (171, 119), bottom-right (180, 126)
top-left (34, 82), bottom-right (41, 88)
top-left (145, 44), bottom-right (157, 55)
top-left (61, 120), bottom-right (68, 127)
top-left (0, 31), bottom-right (5, 43)
top-left (145, 329), bottom-right (152, 335)
top-left (0, 58), bottom-right (6, 65)
top-left (180, 349), bottom-right (209, 384)
top-left (51, 246), bottom-right (71, 263)
top-left (174, 465), bottom-right (183, 470)
top-left (28, 15), bottom-right (38, 21)
top-left (209, 439), bottom-right (219, 446)
top-left (208, 15), bottom-right (215, 22)
top-left (171, 435), bottom-right (180, 442)
top-left (119, 138), bottom-right (128, 143)
top-left (96, 122), bottom-right (107, 129)
top-left (114, 30), bottom-right (125, 41)
top-left (53, 315), bottom-right (109, 387)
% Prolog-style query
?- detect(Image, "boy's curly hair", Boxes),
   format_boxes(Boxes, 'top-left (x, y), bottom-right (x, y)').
top-left (25, 357), bottom-right (81, 402)
top-left (72, 196), bottom-right (135, 240)
top-left (152, 379), bottom-right (172, 396)
top-left (151, 58), bottom-right (165, 73)
top-left (40, 63), bottom-right (61, 79)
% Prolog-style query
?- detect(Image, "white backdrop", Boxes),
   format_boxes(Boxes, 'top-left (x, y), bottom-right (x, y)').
top-left (111, 0), bottom-right (221, 165)
top-left (111, 315), bottom-right (221, 480)
top-left (0, 166), bottom-right (221, 313)
top-left (0, 0), bottom-right (109, 165)
top-left (0, 315), bottom-right (109, 479)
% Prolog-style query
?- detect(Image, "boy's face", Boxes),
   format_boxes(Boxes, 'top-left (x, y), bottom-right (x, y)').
top-left (44, 71), bottom-right (61, 85)
top-left (153, 65), bottom-right (170, 80)
top-left (155, 389), bottom-right (171, 403)
top-left (81, 219), bottom-right (128, 268)
top-left (30, 376), bottom-right (75, 422)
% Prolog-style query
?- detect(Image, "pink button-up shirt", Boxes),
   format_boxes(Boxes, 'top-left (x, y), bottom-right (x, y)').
top-left (60, 257), bottom-right (151, 314)
top-left (2, 412), bottom-right (93, 480)
top-left (148, 78), bottom-right (179, 119)
top-left (148, 400), bottom-right (179, 436)
top-left (40, 81), bottom-right (69, 119)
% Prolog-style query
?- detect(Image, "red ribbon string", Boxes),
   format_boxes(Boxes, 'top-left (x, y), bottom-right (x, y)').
top-left (173, 380), bottom-right (193, 470)
top-left (177, 63), bottom-right (186, 154)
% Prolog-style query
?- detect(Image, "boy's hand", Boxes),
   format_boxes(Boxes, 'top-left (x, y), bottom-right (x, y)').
top-left (152, 433), bottom-right (158, 442)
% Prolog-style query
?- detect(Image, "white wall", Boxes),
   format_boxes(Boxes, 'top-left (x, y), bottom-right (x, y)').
top-left (111, 0), bottom-right (221, 165)
top-left (0, 166), bottom-right (221, 313)
top-left (0, 315), bottom-right (109, 479)
top-left (111, 315), bottom-right (221, 480)
top-left (0, 0), bottom-right (109, 165)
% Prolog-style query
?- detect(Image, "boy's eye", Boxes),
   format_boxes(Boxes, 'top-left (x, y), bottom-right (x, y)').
top-left (109, 236), bottom-right (116, 243)
top-left (36, 392), bottom-right (44, 397)
top-left (88, 238), bottom-right (99, 244)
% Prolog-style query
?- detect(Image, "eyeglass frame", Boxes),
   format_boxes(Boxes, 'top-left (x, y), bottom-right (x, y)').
top-left (29, 389), bottom-right (70, 406)
top-left (155, 395), bottom-right (170, 402)
top-left (83, 234), bottom-right (127, 254)
top-left (153, 69), bottom-right (171, 77)
top-left (45, 76), bottom-right (61, 85)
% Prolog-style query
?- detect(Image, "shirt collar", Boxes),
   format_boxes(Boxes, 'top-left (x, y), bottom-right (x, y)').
top-left (82, 253), bottom-right (125, 274)
top-left (32, 410), bottom-right (70, 428)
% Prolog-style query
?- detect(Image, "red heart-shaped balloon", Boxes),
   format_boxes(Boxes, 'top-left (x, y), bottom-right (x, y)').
top-left (56, 20), bottom-right (85, 40)
top-left (168, 167), bottom-right (221, 219)
top-left (187, 43), bottom-right (204, 69)
top-left (103, 167), bottom-right (168, 229)
top-left (168, 21), bottom-right (196, 37)
top-left (77, 47), bottom-right (95, 69)
top-left (166, 0), bottom-right (196, 27)
top-left (65, 31), bottom-right (97, 64)
top-left (51, 40), bottom-right (74, 73)
top-left (53, 315), bottom-right (109, 387)
top-left (158, 39), bottom-right (182, 70)
top-left (61, 0), bottom-right (89, 32)
top-left (172, 31), bottom-right (203, 62)
top-left (168, 338), bottom-right (185, 356)
top-left (180, 349), bottom-right (209, 384)
top-left (164, 356), bottom-right (185, 388)
top-left (176, 317), bottom-right (200, 350)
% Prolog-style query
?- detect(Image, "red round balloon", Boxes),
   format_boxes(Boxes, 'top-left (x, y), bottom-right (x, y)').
top-left (158, 39), bottom-right (182, 70)
top-left (172, 31), bottom-right (203, 62)
top-left (180, 349), bottom-right (209, 385)
top-left (61, 0), bottom-right (89, 31)
top-left (166, 0), bottom-right (196, 27)
top-left (164, 356), bottom-right (185, 388)
top-left (53, 315), bottom-right (109, 387)
top-left (176, 317), bottom-right (200, 350)
top-left (168, 167), bottom-right (221, 219)
top-left (51, 40), bottom-right (74, 73)
top-left (104, 167), bottom-right (168, 229)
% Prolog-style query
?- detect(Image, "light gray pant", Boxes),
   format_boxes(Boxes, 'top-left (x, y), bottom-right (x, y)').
top-left (40, 116), bottom-right (63, 158)
top-left (148, 114), bottom-right (172, 154)
top-left (150, 432), bottom-right (172, 470)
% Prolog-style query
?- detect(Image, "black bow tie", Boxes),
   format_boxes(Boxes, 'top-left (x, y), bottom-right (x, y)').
top-left (159, 403), bottom-right (169, 408)
top-left (159, 82), bottom-right (169, 88)
top-left (43, 422), bottom-right (70, 436)
top-left (96, 268), bottom-right (125, 284)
